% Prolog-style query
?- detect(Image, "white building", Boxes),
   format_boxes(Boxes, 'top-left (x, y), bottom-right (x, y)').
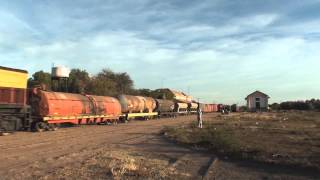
top-left (245, 91), bottom-right (269, 111)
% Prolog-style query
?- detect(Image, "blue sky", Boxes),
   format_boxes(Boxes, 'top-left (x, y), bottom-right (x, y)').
top-left (0, 0), bottom-right (319, 104)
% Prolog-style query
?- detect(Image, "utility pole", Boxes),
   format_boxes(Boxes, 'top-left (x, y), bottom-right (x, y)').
top-left (161, 78), bottom-right (165, 89)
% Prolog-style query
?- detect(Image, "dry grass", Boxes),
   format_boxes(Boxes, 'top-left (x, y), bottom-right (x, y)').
top-left (163, 123), bottom-right (242, 158)
top-left (163, 111), bottom-right (320, 170)
top-left (39, 150), bottom-right (188, 180)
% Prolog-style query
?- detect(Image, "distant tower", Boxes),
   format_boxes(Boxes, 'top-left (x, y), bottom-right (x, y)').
top-left (51, 66), bottom-right (70, 92)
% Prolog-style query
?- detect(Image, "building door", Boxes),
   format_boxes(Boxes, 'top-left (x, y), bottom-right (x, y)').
top-left (255, 97), bottom-right (261, 110)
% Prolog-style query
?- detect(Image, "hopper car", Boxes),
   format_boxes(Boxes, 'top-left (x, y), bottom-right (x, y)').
top-left (155, 99), bottom-right (177, 117)
top-left (188, 102), bottom-right (198, 114)
top-left (0, 66), bottom-right (219, 133)
top-left (174, 103), bottom-right (188, 115)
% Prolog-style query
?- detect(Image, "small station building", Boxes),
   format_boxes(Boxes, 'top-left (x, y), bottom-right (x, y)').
top-left (245, 91), bottom-right (269, 112)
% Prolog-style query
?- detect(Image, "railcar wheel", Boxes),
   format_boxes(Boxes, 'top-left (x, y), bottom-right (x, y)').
top-left (54, 124), bottom-right (59, 131)
top-left (113, 120), bottom-right (118, 125)
top-left (48, 124), bottom-right (58, 131)
top-left (34, 122), bottom-right (47, 132)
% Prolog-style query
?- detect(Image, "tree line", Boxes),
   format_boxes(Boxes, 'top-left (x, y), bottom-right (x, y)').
top-left (28, 68), bottom-right (140, 97)
top-left (270, 99), bottom-right (320, 111)
top-left (28, 68), bottom-right (174, 98)
top-left (28, 69), bottom-right (320, 110)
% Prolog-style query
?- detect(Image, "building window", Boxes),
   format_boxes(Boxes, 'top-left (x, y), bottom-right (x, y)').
top-left (256, 97), bottom-right (260, 101)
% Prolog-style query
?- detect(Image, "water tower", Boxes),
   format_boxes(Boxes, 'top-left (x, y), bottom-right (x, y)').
top-left (51, 66), bottom-right (70, 92)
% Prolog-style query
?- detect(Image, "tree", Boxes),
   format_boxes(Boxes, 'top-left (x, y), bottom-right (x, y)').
top-left (68, 69), bottom-right (90, 93)
top-left (270, 103), bottom-right (280, 111)
top-left (231, 104), bottom-right (238, 112)
top-left (239, 106), bottom-right (248, 112)
top-left (28, 71), bottom-right (52, 90)
top-left (131, 88), bottom-right (169, 99)
top-left (132, 88), bottom-right (153, 97)
top-left (87, 77), bottom-right (117, 96)
top-left (115, 72), bottom-right (134, 94)
top-left (279, 100), bottom-right (319, 111)
top-left (86, 69), bottom-right (134, 97)
top-left (27, 68), bottom-right (137, 97)
top-left (315, 100), bottom-right (320, 111)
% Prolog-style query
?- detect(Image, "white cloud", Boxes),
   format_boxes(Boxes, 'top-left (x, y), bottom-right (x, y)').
top-left (0, 0), bottom-right (320, 104)
top-left (239, 14), bottom-right (278, 28)
top-left (2, 30), bottom-right (318, 104)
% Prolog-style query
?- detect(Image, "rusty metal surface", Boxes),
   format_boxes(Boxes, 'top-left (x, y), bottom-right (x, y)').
top-left (136, 96), bottom-right (147, 111)
top-left (0, 87), bottom-right (26, 105)
top-left (155, 99), bottom-right (175, 112)
top-left (201, 104), bottom-right (218, 113)
top-left (144, 97), bottom-right (156, 113)
top-left (198, 103), bottom-right (217, 113)
top-left (118, 94), bottom-right (146, 113)
top-left (32, 90), bottom-right (94, 117)
top-left (211, 104), bottom-right (218, 112)
top-left (87, 95), bottom-right (122, 116)
top-left (203, 104), bottom-right (211, 113)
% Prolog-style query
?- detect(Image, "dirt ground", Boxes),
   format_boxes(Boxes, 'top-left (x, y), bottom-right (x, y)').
top-left (0, 113), bottom-right (319, 180)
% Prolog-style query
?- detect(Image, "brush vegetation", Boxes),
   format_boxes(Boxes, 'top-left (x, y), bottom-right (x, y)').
top-left (163, 112), bottom-right (320, 171)
top-left (163, 122), bottom-right (242, 158)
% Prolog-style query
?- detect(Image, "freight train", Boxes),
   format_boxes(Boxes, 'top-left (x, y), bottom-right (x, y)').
top-left (0, 66), bottom-right (219, 133)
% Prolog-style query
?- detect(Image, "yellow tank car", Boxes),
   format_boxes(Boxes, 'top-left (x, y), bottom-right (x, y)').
top-left (0, 66), bottom-right (28, 89)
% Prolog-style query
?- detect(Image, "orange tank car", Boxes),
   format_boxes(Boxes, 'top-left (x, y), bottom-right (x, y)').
top-left (32, 89), bottom-right (93, 117)
top-left (31, 89), bottom-right (122, 127)
top-left (87, 95), bottom-right (122, 118)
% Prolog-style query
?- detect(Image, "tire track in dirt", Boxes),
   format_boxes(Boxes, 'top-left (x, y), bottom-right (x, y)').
top-left (202, 157), bottom-right (219, 180)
